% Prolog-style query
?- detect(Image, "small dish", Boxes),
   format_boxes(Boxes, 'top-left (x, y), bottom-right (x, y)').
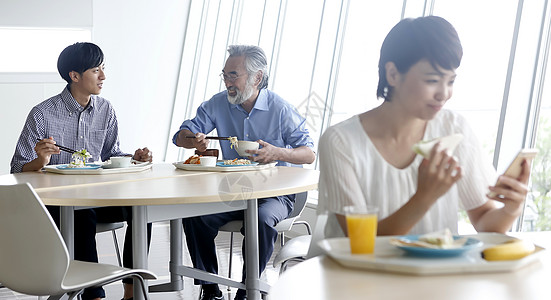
top-left (199, 156), bottom-right (217, 167)
top-left (392, 235), bottom-right (483, 257)
top-left (56, 164), bottom-right (102, 170)
top-left (107, 156), bottom-right (132, 168)
top-left (235, 141), bottom-right (259, 157)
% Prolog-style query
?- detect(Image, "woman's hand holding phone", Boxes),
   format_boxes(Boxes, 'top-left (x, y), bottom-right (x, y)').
top-left (487, 149), bottom-right (536, 215)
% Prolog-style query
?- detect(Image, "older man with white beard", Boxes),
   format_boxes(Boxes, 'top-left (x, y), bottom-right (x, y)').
top-left (173, 45), bottom-right (315, 300)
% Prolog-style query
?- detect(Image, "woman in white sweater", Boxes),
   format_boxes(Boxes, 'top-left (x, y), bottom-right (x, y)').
top-left (318, 16), bottom-right (531, 238)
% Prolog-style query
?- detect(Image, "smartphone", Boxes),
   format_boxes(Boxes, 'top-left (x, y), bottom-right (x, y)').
top-left (488, 148), bottom-right (538, 197)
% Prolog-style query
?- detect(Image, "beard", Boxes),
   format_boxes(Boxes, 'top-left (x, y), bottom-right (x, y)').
top-left (227, 80), bottom-right (255, 105)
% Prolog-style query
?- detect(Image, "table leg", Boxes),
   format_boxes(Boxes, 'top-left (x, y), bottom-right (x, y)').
top-left (168, 219), bottom-right (184, 287)
top-left (149, 219), bottom-right (184, 292)
top-left (133, 206), bottom-right (148, 300)
top-left (60, 206), bottom-right (74, 259)
top-left (245, 198), bottom-right (261, 300)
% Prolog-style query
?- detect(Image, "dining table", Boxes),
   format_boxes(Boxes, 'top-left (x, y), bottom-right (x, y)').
top-left (269, 231), bottom-right (551, 300)
top-left (0, 162), bottom-right (319, 300)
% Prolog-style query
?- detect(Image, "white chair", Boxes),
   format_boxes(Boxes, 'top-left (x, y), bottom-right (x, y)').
top-left (220, 192), bottom-right (310, 284)
top-left (96, 222), bottom-right (125, 266)
top-left (0, 183), bottom-right (156, 300)
top-left (272, 213), bottom-right (328, 274)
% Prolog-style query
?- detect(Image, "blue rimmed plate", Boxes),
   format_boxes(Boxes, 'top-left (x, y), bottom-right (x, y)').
top-left (56, 164), bottom-right (102, 170)
top-left (216, 162), bottom-right (259, 167)
top-left (393, 235), bottom-right (483, 257)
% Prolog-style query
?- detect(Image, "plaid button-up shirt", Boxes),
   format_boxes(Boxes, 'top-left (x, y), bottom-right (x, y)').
top-left (10, 86), bottom-right (127, 173)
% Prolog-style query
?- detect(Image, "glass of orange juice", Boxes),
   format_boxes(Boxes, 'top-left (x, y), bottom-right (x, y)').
top-left (344, 206), bottom-right (378, 254)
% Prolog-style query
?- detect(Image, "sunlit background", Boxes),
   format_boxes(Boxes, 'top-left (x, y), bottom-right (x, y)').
top-left (1, 0), bottom-right (550, 232)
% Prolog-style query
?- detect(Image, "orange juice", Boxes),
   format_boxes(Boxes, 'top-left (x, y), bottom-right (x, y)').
top-left (346, 213), bottom-right (378, 254)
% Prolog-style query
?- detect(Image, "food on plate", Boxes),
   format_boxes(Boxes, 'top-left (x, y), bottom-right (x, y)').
top-left (481, 239), bottom-right (536, 261)
top-left (389, 228), bottom-right (466, 249)
top-left (412, 133), bottom-right (463, 159)
top-left (228, 136), bottom-right (238, 149)
top-left (223, 158), bottom-right (252, 165)
top-left (419, 228), bottom-right (454, 247)
top-left (183, 155), bottom-right (202, 164)
top-left (67, 149), bottom-right (92, 168)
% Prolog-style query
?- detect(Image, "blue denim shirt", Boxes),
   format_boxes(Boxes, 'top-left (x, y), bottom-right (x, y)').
top-left (173, 89), bottom-right (314, 166)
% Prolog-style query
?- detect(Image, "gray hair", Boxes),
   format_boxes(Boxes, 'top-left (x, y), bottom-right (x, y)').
top-left (227, 45), bottom-right (269, 89)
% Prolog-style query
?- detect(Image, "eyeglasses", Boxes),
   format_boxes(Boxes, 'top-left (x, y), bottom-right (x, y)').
top-left (219, 72), bottom-right (245, 83)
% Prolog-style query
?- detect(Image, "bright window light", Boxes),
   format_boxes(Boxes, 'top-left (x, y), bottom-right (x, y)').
top-left (0, 28), bottom-right (91, 72)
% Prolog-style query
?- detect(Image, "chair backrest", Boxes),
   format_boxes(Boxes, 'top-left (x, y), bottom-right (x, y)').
top-left (288, 191), bottom-right (308, 219)
top-left (273, 191), bottom-right (309, 232)
top-left (305, 213), bottom-right (328, 259)
top-left (0, 183), bottom-right (69, 296)
top-left (222, 192), bottom-right (309, 233)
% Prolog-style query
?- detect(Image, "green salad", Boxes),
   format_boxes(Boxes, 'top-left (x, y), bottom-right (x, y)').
top-left (68, 149), bottom-right (92, 168)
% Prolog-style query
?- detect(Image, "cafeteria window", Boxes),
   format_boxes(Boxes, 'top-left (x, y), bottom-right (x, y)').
top-left (171, 0), bottom-right (551, 231)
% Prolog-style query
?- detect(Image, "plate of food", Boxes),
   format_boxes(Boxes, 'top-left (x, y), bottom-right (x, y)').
top-left (174, 155), bottom-right (275, 172)
top-left (390, 230), bottom-right (483, 257)
top-left (319, 233), bottom-right (545, 275)
top-left (44, 148), bottom-right (153, 174)
top-left (55, 149), bottom-right (99, 169)
top-left (217, 159), bottom-right (259, 167)
top-left (172, 155), bottom-right (220, 170)
top-left (46, 162), bottom-right (152, 174)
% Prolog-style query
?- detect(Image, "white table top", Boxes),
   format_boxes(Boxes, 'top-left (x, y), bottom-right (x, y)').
top-left (0, 163), bottom-right (319, 206)
top-left (3, 162), bottom-right (320, 300)
top-left (270, 232), bottom-right (551, 300)
top-left (0, 163), bottom-right (194, 190)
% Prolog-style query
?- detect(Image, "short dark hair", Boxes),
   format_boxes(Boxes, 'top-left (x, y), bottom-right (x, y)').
top-left (57, 42), bottom-right (104, 85)
top-left (377, 16), bottom-right (463, 101)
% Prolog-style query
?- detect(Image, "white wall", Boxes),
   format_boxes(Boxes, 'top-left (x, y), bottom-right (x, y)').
top-left (92, 0), bottom-right (190, 162)
top-left (0, 79), bottom-right (65, 174)
top-left (0, 0), bottom-right (190, 174)
top-left (0, 0), bottom-right (92, 27)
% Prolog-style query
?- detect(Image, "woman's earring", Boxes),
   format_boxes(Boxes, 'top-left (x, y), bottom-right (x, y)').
top-left (383, 86), bottom-right (389, 98)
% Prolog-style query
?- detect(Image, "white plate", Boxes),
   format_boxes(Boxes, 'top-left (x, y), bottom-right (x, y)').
top-left (44, 162), bottom-right (153, 175)
top-left (319, 233), bottom-right (545, 275)
top-left (101, 160), bottom-right (150, 169)
top-left (216, 161), bottom-right (259, 167)
top-left (392, 235), bottom-right (483, 257)
top-left (173, 161), bottom-right (276, 172)
top-left (56, 164), bottom-right (102, 170)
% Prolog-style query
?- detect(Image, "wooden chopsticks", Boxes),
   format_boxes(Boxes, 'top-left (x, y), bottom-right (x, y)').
top-left (36, 138), bottom-right (76, 154)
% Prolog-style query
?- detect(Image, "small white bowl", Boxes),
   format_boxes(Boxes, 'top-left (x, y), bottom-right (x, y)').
top-left (109, 156), bottom-right (131, 168)
top-left (199, 156), bottom-right (217, 167)
top-left (235, 141), bottom-right (259, 157)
